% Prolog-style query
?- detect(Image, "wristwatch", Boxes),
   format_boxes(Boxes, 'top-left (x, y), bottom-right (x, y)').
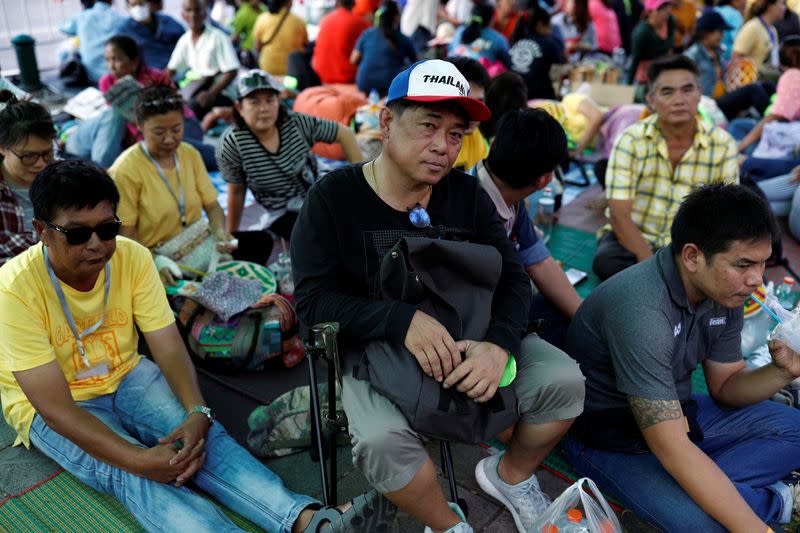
top-left (189, 405), bottom-right (215, 426)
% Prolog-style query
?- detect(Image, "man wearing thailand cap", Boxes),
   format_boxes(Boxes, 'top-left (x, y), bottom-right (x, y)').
top-left (291, 59), bottom-right (585, 533)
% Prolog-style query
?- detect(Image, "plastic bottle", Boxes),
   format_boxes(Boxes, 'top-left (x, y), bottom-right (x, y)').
top-left (559, 78), bottom-right (571, 99)
top-left (537, 187), bottom-right (556, 244)
top-left (368, 88), bottom-right (380, 106)
top-left (276, 252), bottom-right (294, 297)
top-left (775, 276), bottom-right (797, 311)
top-left (612, 48), bottom-right (626, 71)
top-left (554, 508), bottom-right (589, 532)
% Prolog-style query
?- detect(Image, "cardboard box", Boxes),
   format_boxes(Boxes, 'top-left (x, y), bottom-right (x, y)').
top-left (585, 82), bottom-right (636, 107)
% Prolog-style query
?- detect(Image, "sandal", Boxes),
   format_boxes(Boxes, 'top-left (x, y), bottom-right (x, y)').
top-left (302, 489), bottom-right (397, 533)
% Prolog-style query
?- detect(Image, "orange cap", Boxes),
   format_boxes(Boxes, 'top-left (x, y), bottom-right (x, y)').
top-left (542, 524), bottom-right (559, 533)
top-left (566, 508), bottom-right (584, 522)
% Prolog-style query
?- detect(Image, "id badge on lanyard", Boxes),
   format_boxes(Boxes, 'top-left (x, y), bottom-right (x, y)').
top-left (44, 249), bottom-right (112, 380)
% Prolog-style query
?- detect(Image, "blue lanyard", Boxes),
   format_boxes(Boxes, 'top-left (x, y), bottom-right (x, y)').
top-left (139, 142), bottom-right (186, 226)
top-left (43, 248), bottom-right (111, 369)
top-left (758, 17), bottom-right (777, 45)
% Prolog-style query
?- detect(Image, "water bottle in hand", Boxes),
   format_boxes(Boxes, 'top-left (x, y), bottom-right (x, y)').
top-left (775, 276), bottom-right (798, 311)
top-left (537, 187), bottom-right (556, 244)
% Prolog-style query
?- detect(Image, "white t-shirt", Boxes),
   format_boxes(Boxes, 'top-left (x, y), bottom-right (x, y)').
top-left (167, 25), bottom-right (240, 100)
top-left (400, 0), bottom-right (439, 36)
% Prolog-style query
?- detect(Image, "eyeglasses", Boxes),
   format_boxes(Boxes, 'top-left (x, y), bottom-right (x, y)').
top-left (44, 218), bottom-right (122, 245)
top-left (8, 147), bottom-right (55, 166)
top-left (141, 96), bottom-right (183, 108)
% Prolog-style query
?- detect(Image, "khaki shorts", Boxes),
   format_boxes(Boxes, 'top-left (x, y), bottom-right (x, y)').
top-left (341, 333), bottom-right (585, 493)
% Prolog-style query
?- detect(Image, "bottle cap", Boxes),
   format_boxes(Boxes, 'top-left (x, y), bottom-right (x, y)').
top-left (542, 524), bottom-right (559, 533)
top-left (784, 277), bottom-right (795, 285)
top-left (544, 187), bottom-right (552, 193)
top-left (566, 508), bottom-right (583, 522)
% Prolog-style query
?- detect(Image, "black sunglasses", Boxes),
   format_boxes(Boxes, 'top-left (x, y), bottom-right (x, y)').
top-left (44, 218), bottom-right (122, 245)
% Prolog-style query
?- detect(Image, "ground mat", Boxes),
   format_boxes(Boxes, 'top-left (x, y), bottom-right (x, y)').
top-left (0, 470), bottom-right (263, 533)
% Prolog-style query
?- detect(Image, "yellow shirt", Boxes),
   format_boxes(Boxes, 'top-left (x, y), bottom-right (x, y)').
top-left (732, 17), bottom-right (777, 68)
top-left (0, 238), bottom-right (175, 447)
top-left (604, 115), bottom-right (739, 247)
top-left (109, 142), bottom-right (218, 249)
top-left (252, 9), bottom-right (308, 75)
top-left (531, 94), bottom-right (598, 148)
top-left (454, 128), bottom-right (489, 171)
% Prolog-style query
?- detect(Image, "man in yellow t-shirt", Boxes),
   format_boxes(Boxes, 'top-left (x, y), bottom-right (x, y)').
top-left (0, 160), bottom-right (394, 532)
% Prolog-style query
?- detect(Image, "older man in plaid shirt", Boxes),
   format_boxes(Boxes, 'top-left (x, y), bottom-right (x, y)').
top-left (593, 55), bottom-right (739, 281)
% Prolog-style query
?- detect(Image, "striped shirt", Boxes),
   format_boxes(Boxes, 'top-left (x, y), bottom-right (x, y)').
top-left (216, 112), bottom-right (339, 210)
top-left (603, 115), bottom-right (739, 248)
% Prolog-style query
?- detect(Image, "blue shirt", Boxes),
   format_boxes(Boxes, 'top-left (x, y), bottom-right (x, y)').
top-left (448, 26), bottom-right (510, 65)
top-left (511, 201), bottom-right (551, 267)
top-left (115, 13), bottom-right (185, 70)
top-left (354, 28), bottom-right (416, 95)
top-left (683, 43), bottom-right (722, 97)
top-left (474, 161), bottom-right (550, 268)
top-left (60, 2), bottom-right (126, 83)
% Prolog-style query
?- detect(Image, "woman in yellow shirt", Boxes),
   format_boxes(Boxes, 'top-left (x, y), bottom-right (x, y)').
top-left (732, 0), bottom-right (785, 70)
top-left (110, 86), bottom-right (271, 285)
top-left (252, 0), bottom-right (309, 75)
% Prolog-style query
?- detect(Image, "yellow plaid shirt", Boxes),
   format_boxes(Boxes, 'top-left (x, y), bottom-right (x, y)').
top-left (603, 115), bottom-right (739, 248)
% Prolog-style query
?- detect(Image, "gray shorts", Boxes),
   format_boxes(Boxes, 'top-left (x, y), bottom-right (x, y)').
top-left (341, 333), bottom-right (586, 493)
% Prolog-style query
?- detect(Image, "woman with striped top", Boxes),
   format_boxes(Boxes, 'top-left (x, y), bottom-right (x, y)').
top-left (216, 70), bottom-right (364, 239)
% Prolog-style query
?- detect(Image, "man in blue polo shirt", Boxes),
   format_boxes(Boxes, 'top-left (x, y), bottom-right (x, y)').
top-left (476, 108), bottom-right (582, 347)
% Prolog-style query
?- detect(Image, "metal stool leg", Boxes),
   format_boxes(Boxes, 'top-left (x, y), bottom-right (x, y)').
top-left (306, 322), bottom-right (344, 506)
top-left (440, 441), bottom-right (468, 517)
top-left (306, 348), bottom-right (332, 505)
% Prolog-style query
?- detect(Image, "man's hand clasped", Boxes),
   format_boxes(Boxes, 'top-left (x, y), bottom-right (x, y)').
top-left (137, 413), bottom-right (210, 487)
top-left (404, 310), bottom-right (509, 403)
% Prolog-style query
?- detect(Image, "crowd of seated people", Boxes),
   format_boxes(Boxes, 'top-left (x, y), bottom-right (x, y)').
top-left (1, 0), bottom-right (800, 531)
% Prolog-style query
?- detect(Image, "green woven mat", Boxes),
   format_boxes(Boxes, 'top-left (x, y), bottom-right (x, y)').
top-left (0, 470), bottom-right (264, 532)
top-left (546, 225), bottom-right (602, 298)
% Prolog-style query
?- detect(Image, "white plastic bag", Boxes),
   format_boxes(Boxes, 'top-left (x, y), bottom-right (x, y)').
top-left (534, 477), bottom-right (622, 533)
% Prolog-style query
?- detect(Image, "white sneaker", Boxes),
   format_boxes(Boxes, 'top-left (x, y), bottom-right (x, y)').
top-left (475, 453), bottom-right (551, 533)
top-left (422, 502), bottom-right (473, 533)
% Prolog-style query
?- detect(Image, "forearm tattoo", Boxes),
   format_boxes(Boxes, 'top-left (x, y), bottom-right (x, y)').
top-left (628, 397), bottom-right (683, 429)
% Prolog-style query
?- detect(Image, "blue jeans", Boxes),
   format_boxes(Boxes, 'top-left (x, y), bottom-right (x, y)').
top-left (65, 107), bottom-right (128, 168)
top-left (29, 358), bottom-right (316, 533)
top-left (563, 394), bottom-right (800, 532)
top-left (743, 156), bottom-right (800, 182)
top-left (756, 172), bottom-right (796, 216)
top-left (529, 292), bottom-right (570, 349)
top-left (727, 117), bottom-right (757, 156)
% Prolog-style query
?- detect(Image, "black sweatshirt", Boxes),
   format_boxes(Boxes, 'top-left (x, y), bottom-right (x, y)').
top-left (290, 164), bottom-right (531, 358)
